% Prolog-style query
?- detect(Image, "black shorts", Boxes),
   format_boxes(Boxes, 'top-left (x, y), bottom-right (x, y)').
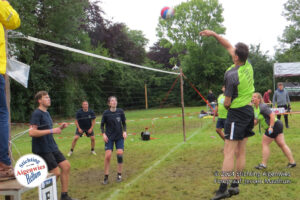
top-left (37, 150), bottom-right (66, 171)
top-left (105, 138), bottom-right (124, 151)
top-left (216, 118), bottom-right (226, 129)
top-left (264, 120), bottom-right (283, 139)
top-left (75, 128), bottom-right (94, 137)
top-left (224, 105), bottom-right (255, 140)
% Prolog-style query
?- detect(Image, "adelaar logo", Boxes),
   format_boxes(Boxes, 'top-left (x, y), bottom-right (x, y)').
top-left (14, 154), bottom-right (48, 188)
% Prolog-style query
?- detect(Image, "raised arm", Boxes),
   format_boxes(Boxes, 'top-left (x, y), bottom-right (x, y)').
top-left (199, 30), bottom-right (235, 60)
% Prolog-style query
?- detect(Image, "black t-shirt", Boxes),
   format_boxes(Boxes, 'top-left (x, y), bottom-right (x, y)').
top-left (76, 108), bottom-right (96, 130)
top-left (30, 109), bottom-right (58, 154)
top-left (101, 108), bottom-right (126, 140)
top-left (207, 93), bottom-right (216, 102)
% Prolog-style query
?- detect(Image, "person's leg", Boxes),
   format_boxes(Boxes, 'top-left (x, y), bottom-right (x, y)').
top-left (275, 134), bottom-right (295, 164)
top-left (284, 114), bottom-right (289, 128)
top-left (277, 113), bottom-right (281, 120)
top-left (261, 135), bottom-right (273, 166)
top-left (235, 138), bottom-right (248, 175)
top-left (116, 149), bottom-right (123, 174)
top-left (50, 167), bottom-right (61, 181)
top-left (115, 138), bottom-right (124, 172)
top-left (104, 150), bottom-right (112, 175)
top-left (70, 135), bottom-right (80, 151)
top-left (227, 138), bottom-right (247, 196)
top-left (91, 136), bottom-right (95, 151)
top-left (212, 139), bottom-right (238, 198)
top-left (68, 135), bottom-right (79, 157)
top-left (222, 140), bottom-right (238, 173)
top-left (115, 138), bottom-right (124, 182)
top-left (0, 75), bottom-right (11, 166)
top-left (216, 119), bottom-right (225, 141)
top-left (216, 128), bottom-right (225, 141)
top-left (58, 160), bottom-right (71, 193)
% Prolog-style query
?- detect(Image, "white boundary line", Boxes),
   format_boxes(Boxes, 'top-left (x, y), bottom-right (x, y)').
top-left (107, 123), bottom-right (210, 200)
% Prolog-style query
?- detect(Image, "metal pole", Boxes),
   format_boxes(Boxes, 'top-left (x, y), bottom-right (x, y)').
top-left (273, 64), bottom-right (276, 94)
top-left (180, 68), bottom-right (186, 142)
top-left (145, 83), bottom-right (148, 109)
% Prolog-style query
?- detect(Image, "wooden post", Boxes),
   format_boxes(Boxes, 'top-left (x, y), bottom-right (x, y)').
top-left (180, 68), bottom-right (186, 142)
top-left (145, 83), bottom-right (148, 109)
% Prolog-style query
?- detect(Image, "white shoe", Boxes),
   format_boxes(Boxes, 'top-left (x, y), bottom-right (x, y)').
top-left (91, 151), bottom-right (97, 155)
top-left (67, 151), bottom-right (73, 157)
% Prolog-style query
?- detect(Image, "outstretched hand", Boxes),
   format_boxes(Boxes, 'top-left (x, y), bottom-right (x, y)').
top-left (60, 123), bottom-right (68, 130)
top-left (199, 30), bottom-right (216, 37)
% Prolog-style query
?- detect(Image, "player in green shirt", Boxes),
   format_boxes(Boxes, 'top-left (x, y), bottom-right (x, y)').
top-left (200, 30), bottom-right (255, 200)
top-left (252, 93), bottom-right (296, 169)
top-left (213, 86), bottom-right (227, 141)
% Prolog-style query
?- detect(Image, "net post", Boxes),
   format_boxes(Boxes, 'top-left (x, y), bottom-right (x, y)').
top-left (180, 68), bottom-right (186, 142)
top-left (145, 83), bottom-right (148, 109)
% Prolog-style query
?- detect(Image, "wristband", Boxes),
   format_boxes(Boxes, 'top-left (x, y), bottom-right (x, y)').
top-left (50, 129), bottom-right (53, 134)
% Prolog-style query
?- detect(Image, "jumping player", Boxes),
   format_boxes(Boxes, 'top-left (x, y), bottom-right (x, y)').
top-left (200, 30), bottom-right (255, 200)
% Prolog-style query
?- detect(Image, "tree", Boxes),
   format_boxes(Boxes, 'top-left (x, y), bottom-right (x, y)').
top-left (156, 0), bottom-right (231, 105)
top-left (147, 41), bottom-right (179, 69)
top-left (248, 45), bottom-right (274, 94)
top-left (276, 0), bottom-right (300, 62)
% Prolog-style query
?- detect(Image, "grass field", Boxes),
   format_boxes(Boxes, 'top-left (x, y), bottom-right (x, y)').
top-left (3, 103), bottom-right (300, 200)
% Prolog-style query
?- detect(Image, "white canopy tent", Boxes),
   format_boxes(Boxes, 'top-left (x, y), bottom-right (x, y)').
top-left (273, 62), bottom-right (300, 96)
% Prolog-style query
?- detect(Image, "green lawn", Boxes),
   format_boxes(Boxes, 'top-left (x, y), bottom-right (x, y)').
top-left (4, 103), bottom-right (300, 200)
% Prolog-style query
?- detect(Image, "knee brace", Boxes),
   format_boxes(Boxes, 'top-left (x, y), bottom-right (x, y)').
top-left (117, 154), bottom-right (123, 164)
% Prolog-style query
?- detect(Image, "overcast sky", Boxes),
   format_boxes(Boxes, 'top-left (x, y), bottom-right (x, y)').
top-left (100, 0), bottom-right (288, 56)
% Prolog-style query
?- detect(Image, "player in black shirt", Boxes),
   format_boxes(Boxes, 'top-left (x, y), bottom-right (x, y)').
top-left (101, 96), bottom-right (127, 184)
top-left (29, 91), bottom-right (76, 200)
top-left (67, 101), bottom-right (96, 157)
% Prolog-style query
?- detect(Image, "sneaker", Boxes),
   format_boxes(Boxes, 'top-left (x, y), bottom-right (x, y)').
top-left (255, 163), bottom-right (266, 170)
top-left (61, 194), bottom-right (78, 200)
top-left (116, 175), bottom-right (122, 182)
top-left (67, 151), bottom-right (73, 157)
top-left (91, 151), bottom-right (97, 156)
top-left (102, 178), bottom-right (109, 185)
top-left (0, 168), bottom-right (15, 180)
top-left (228, 186), bottom-right (239, 196)
top-left (211, 190), bottom-right (230, 200)
top-left (287, 163), bottom-right (296, 168)
top-left (0, 162), bottom-right (13, 170)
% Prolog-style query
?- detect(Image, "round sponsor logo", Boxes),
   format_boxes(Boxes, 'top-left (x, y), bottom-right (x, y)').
top-left (14, 154), bottom-right (48, 188)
